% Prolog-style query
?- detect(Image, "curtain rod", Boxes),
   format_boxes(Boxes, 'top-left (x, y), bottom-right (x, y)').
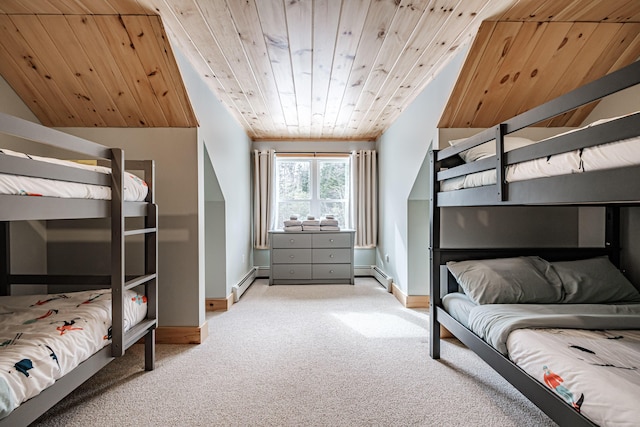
top-left (275, 152), bottom-right (351, 158)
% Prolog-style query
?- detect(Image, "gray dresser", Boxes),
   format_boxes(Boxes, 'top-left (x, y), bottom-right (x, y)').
top-left (268, 230), bottom-right (355, 285)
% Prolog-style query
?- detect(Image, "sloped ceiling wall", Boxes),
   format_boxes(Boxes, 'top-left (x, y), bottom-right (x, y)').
top-left (0, 0), bottom-right (639, 136)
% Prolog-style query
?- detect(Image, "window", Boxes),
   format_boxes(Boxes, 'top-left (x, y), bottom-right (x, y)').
top-left (275, 155), bottom-right (350, 228)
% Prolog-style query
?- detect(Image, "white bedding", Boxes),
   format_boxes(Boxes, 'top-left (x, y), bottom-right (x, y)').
top-left (0, 289), bottom-right (148, 420)
top-left (508, 328), bottom-right (640, 426)
top-left (0, 148), bottom-right (148, 201)
top-left (441, 116), bottom-right (640, 192)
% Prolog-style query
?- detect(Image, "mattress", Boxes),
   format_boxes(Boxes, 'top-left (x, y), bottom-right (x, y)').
top-left (508, 328), bottom-right (640, 426)
top-left (0, 288), bottom-right (148, 420)
top-left (441, 118), bottom-right (640, 192)
top-left (442, 299), bottom-right (640, 426)
top-left (0, 148), bottom-right (148, 201)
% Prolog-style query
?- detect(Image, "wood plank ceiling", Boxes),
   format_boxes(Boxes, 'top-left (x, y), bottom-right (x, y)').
top-left (0, 4), bottom-right (198, 128)
top-left (0, 1), bottom-right (639, 140)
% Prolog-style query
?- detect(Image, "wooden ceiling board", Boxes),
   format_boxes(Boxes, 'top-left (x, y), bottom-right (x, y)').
top-left (351, 0), bottom-right (463, 138)
top-left (40, 15), bottom-right (129, 127)
top-left (284, 0), bottom-right (314, 138)
top-left (194, 0), bottom-right (276, 137)
top-left (119, 15), bottom-right (195, 126)
top-left (0, 5), bottom-right (197, 128)
top-left (0, 14), bottom-right (97, 127)
top-left (310, 0), bottom-right (342, 138)
top-left (2, 0), bottom-right (640, 138)
top-left (254, 0), bottom-right (300, 135)
top-left (320, 0), bottom-right (372, 138)
top-left (64, 15), bottom-right (147, 127)
top-left (548, 24), bottom-right (640, 127)
top-left (342, 0), bottom-right (434, 139)
top-left (439, 19), bottom-right (640, 129)
top-left (222, 0), bottom-right (288, 133)
top-left (330, 0), bottom-right (401, 138)
top-left (0, 35), bottom-right (62, 126)
top-left (365, 0), bottom-right (504, 137)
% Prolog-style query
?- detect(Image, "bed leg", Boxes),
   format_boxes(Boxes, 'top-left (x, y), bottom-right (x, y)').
top-left (430, 305), bottom-right (441, 359)
top-left (145, 329), bottom-right (155, 371)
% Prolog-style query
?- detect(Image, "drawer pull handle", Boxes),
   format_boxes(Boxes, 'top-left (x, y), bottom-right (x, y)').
top-left (330, 270), bottom-right (334, 274)
top-left (289, 239), bottom-right (295, 243)
top-left (289, 255), bottom-right (295, 259)
top-left (329, 254), bottom-right (334, 258)
top-left (329, 239), bottom-right (334, 242)
top-left (289, 270), bottom-right (295, 274)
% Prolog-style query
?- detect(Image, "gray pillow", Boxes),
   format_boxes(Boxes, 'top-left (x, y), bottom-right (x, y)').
top-left (446, 256), bottom-right (563, 305)
top-left (552, 257), bottom-right (640, 303)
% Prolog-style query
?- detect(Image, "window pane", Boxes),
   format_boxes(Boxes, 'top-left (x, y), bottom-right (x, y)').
top-left (277, 201), bottom-right (310, 226)
top-left (278, 160), bottom-right (310, 200)
top-left (320, 201), bottom-right (345, 226)
top-left (318, 161), bottom-right (347, 200)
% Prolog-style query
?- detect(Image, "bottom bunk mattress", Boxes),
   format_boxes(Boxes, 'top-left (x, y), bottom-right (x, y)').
top-left (442, 294), bottom-right (640, 426)
top-left (0, 288), bottom-right (148, 420)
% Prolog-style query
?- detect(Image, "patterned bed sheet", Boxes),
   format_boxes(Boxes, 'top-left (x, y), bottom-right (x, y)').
top-left (0, 288), bottom-right (148, 420)
top-left (0, 148), bottom-right (148, 201)
top-left (508, 328), bottom-right (640, 426)
top-left (441, 295), bottom-right (640, 426)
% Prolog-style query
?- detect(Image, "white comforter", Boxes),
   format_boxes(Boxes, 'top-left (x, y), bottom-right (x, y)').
top-left (0, 148), bottom-right (148, 201)
top-left (441, 114), bottom-right (640, 192)
top-left (0, 289), bottom-right (147, 420)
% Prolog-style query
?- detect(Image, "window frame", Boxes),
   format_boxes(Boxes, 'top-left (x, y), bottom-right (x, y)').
top-left (274, 153), bottom-right (350, 228)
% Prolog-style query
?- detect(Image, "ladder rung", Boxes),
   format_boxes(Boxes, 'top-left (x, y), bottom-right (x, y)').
top-left (124, 273), bottom-right (157, 290)
top-left (124, 227), bottom-right (157, 236)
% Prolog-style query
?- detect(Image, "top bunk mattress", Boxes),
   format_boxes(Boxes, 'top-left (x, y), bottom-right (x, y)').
top-left (0, 148), bottom-right (148, 202)
top-left (440, 113), bottom-right (640, 192)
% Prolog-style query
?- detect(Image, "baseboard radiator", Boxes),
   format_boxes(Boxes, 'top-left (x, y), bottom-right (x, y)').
top-left (371, 265), bottom-right (393, 292)
top-left (232, 267), bottom-right (258, 303)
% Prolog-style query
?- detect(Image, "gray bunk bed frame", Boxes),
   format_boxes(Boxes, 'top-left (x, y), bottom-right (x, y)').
top-left (429, 60), bottom-right (640, 427)
top-left (0, 112), bottom-right (158, 427)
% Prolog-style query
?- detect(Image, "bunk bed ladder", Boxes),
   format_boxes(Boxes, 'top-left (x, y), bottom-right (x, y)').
top-left (111, 149), bottom-right (158, 371)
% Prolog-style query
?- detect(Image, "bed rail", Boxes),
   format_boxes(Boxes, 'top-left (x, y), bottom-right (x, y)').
top-left (432, 60), bottom-right (640, 207)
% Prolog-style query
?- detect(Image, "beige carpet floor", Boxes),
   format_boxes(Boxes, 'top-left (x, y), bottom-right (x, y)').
top-left (32, 278), bottom-right (556, 426)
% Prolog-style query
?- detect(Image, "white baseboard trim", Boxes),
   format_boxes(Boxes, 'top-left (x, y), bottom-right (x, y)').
top-left (255, 266), bottom-right (270, 278)
top-left (232, 267), bottom-right (258, 302)
top-left (354, 265), bottom-right (393, 292)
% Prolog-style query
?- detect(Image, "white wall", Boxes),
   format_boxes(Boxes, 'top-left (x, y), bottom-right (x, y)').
top-left (173, 49), bottom-right (254, 299)
top-left (51, 126), bottom-right (201, 327)
top-left (376, 46), bottom-right (470, 296)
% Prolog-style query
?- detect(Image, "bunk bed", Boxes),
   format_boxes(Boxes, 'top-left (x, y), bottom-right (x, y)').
top-left (429, 60), bottom-right (640, 427)
top-left (0, 112), bottom-right (158, 426)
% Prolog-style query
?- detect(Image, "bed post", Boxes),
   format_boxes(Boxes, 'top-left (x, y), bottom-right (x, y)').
top-left (605, 206), bottom-right (621, 268)
top-left (111, 148), bottom-right (125, 358)
top-left (0, 221), bottom-right (9, 296)
top-left (429, 149), bottom-right (441, 359)
top-left (495, 123), bottom-right (507, 202)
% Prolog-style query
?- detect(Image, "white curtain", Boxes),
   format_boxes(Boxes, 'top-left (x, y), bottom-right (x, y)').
top-left (253, 149), bottom-right (276, 249)
top-left (350, 150), bottom-right (377, 248)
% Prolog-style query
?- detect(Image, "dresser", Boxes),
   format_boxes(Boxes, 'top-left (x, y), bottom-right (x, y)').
top-left (268, 230), bottom-right (355, 285)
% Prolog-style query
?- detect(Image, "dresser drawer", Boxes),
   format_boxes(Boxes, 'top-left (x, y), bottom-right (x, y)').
top-left (272, 233), bottom-right (312, 249)
top-left (272, 248), bottom-right (311, 264)
top-left (272, 264), bottom-right (312, 280)
top-left (312, 264), bottom-right (351, 279)
top-left (312, 248), bottom-right (351, 264)
top-left (312, 233), bottom-right (351, 248)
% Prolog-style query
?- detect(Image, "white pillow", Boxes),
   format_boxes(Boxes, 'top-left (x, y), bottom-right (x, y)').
top-left (449, 136), bottom-right (536, 163)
